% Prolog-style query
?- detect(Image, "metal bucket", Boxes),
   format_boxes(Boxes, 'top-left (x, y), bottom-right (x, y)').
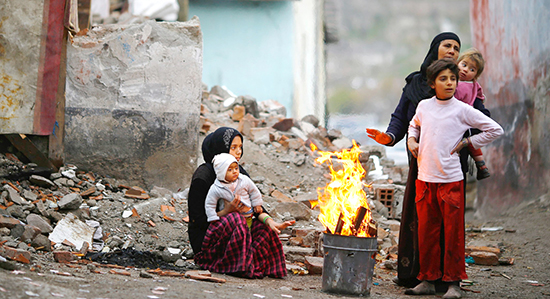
top-left (321, 233), bottom-right (377, 296)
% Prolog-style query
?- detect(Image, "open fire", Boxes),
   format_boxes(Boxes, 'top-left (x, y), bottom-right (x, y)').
top-left (310, 141), bottom-right (376, 238)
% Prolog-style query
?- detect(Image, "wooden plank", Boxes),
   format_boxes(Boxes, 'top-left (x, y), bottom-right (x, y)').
top-left (5, 134), bottom-right (56, 170)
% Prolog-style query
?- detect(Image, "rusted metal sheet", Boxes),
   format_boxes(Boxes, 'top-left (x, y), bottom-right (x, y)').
top-left (470, 0), bottom-right (550, 215)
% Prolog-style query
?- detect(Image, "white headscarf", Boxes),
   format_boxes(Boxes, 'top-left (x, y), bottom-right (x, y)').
top-left (212, 153), bottom-right (238, 182)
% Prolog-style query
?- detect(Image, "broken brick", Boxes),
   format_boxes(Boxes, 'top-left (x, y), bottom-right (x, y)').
top-left (109, 269), bottom-right (131, 276)
top-left (0, 215), bottom-right (20, 229)
top-left (470, 251), bottom-right (499, 266)
top-left (80, 186), bottom-right (97, 197)
top-left (0, 245), bottom-right (31, 263)
top-left (272, 118), bottom-right (294, 132)
top-left (53, 251), bottom-right (74, 263)
top-left (231, 105), bottom-right (246, 121)
top-left (304, 256), bottom-right (324, 275)
top-left (466, 246), bottom-right (501, 257)
top-left (124, 187), bottom-right (150, 200)
top-left (289, 237), bottom-right (304, 246)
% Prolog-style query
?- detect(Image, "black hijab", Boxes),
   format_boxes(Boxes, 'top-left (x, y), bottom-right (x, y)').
top-left (402, 32), bottom-right (461, 107)
top-left (202, 127), bottom-right (250, 177)
top-left (202, 127), bottom-right (244, 164)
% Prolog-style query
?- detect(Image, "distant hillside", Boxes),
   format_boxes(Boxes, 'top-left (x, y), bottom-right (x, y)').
top-left (326, 0), bottom-right (471, 122)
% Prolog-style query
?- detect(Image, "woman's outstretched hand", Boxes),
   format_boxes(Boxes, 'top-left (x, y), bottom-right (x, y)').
top-left (366, 128), bottom-right (392, 145)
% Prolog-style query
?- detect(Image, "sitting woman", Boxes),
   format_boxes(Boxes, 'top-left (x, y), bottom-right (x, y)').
top-left (187, 127), bottom-right (295, 278)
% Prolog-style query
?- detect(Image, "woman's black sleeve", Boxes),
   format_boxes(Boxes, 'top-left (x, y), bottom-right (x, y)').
top-left (473, 98), bottom-right (490, 117)
top-left (187, 176), bottom-right (211, 253)
top-left (188, 178), bottom-right (210, 227)
top-left (386, 92), bottom-right (411, 146)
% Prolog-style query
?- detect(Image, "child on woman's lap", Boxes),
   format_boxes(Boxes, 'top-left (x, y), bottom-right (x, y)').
top-left (205, 153), bottom-right (262, 228)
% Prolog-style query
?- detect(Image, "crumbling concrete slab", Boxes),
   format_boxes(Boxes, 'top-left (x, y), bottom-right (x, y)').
top-left (0, 0), bottom-right (44, 134)
top-left (64, 18), bottom-right (203, 191)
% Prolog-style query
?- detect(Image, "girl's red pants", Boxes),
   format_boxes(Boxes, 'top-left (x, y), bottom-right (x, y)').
top-left (415, 180), bottom-right (468, 282)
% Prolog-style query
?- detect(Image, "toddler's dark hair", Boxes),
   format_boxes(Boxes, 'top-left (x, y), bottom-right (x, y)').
top-left (427, 58), bottom-right (459, 87)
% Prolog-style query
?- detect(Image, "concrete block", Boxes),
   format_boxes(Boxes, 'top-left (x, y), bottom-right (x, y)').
top-left (20, 225), bottom-right (41, 242)
top-left (64, 18), bottom-right (202, 191)
top-left (250, 127), bottom-right (275, 144)
top-left (0, 0), bottom-right (44, 134)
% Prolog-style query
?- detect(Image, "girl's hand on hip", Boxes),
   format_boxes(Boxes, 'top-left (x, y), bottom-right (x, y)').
top-left (407, 137), bottom-right (419, 158)
top-left (451, 138), bottom-right (469, 155)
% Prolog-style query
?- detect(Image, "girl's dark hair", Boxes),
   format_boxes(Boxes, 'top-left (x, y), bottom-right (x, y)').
top-left (427, 58), bottom-right (459, 86)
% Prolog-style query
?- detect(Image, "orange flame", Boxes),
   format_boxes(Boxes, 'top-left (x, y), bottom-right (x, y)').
top-left (311, 141), bottom-right (375, 237)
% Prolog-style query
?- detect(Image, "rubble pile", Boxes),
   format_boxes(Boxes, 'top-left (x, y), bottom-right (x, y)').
top-left (4, 83), bottom-right (509, 281)
top-left (0, 155), bottom-right (198, 273)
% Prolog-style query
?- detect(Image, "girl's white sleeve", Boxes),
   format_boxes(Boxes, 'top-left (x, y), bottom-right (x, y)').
top-left (464, 107), bottom-right (504, 149)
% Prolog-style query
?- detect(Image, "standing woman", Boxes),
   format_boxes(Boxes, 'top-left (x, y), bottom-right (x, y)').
top-left (366, 32), bottom-right (490, 287)
top-left (187, 127), bottom-right (294, 278)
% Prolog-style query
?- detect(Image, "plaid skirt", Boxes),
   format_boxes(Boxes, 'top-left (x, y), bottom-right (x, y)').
top-left (194, 212), bottom-right (287, 278)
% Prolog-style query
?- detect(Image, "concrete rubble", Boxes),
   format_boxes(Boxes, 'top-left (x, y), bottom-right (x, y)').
top-left (0, 84), bottom-right (515, 285)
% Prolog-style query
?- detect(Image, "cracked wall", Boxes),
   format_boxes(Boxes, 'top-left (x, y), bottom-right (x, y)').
top-left (470, 0), bottom-right (550, 216)
top-left (65, 18), bottom-right (202, 191)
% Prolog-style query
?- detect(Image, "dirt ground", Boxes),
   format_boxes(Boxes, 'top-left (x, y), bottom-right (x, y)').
top-left (1, 130), bottom-right (549, 299)
top-left (1, 197), bottom-right (549, 299)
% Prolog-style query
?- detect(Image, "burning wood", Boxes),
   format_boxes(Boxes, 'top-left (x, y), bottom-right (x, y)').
top-left (311, 141), bottom-right (376, 238)
top-left (334, 212), bottom-right (345, 234)
top-left (353, 206), bottom-right (368, 236)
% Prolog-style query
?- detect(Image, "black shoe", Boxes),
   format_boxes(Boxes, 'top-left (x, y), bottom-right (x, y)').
top-left (476, 161), bottom-right (491, 180)
top-left (392, 277), bottom-right (421, 288)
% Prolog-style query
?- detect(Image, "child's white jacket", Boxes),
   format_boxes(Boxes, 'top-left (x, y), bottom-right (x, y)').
top-left (205, 174), bottom-right (263, 222)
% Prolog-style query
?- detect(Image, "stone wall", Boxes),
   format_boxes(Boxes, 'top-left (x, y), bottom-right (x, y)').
top-left (64, 18), bottom-right (202, 191)
top-left (470, 1), bottom-right (550, 216)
